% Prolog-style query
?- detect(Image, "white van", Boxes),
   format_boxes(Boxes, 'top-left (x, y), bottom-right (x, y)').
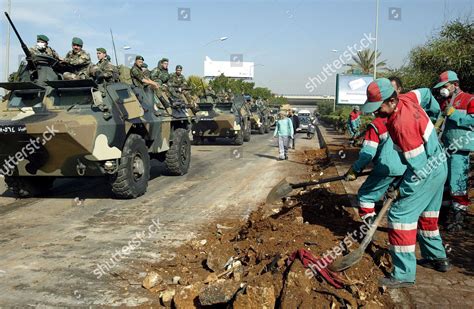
top-left (297, 110), bottom-right (312, 131)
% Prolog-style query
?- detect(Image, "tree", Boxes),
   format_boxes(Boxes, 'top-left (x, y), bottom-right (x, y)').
top-left (394, 19), bottom-right (474, 92)
top-left (207, 74), bottom-right (282, 102)
top-left (250, 87), bottom-right (272, 100)
top-left (269, 96), bottom-right (288, 105)
top-left (187, 75), bottom-right (207, 97)
top-left (348, 49), bottom-right (387, 74)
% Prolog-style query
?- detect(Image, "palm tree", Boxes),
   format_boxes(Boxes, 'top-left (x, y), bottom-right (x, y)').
top-left (347, 49), bottom-right (387, 74)
top-left (187, 75), bottom-right (208, 97)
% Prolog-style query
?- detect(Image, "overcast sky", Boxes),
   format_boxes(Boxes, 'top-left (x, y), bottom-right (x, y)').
top-left (0, 0), bottom-right (472, 95)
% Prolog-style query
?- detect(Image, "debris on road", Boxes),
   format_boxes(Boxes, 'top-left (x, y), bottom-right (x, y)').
top-left (142, 271), bottom-right (163, 290)
top-left (134, 148), bottom-right (397, 307)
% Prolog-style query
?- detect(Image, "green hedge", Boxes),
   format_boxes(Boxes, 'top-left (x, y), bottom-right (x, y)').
top-left (319, 108), bottom-right (373, 135)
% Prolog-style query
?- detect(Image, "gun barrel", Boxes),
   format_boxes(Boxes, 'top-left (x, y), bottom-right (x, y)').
top-left (4, 12), bottom-right (35, 69)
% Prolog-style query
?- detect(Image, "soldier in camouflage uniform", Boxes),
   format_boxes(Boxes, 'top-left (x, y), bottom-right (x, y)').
top-left (150, 58), bottom-right (172, 104)
top-left (169, 65), bottom-right (187, 87)
top-left (93, 47), bottom-right (118, 82)
top-left (62, 37), bottom-right (91, 80)
top-left (130, 55), bottom-right (159, 89)
top-left (169, 65), bottom-right (198, 110)
top-left (226, 89), bottom-right (234, 101)
top-left (142, 63), bottom-right (151, 79)
top-left (151, 58), bottom-right (170, 85)
top-left (201, 86), bottom-right (218, 103)
top-left (217, 89), bottom-right (227, 102)
top-left (29, 34), bottom-right (61, 60)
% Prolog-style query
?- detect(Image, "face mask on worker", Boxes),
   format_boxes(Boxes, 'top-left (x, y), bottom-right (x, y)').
top-left (36, 42), bottom-right (46, 50)
top-left (440, 88), bottom-right (450, 98)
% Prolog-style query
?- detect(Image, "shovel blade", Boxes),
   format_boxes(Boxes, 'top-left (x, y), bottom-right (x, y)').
top-left (266, 178), bottom-right (293, 204)
top-left (328, 247), bottom-right (364, 272)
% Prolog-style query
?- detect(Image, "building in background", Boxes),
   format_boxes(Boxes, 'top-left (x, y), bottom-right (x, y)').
top-left (204, 56), bottom-right (254, 80)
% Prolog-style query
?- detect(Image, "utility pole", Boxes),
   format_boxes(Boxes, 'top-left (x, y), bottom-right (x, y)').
top-left (110, 29), bottom-right (119, 66)
top-left (373, 0), bottom-right (379, 79)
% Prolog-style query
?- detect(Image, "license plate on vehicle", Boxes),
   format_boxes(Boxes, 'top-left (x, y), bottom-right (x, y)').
top-left (0, 124), bottom-right (27, 134)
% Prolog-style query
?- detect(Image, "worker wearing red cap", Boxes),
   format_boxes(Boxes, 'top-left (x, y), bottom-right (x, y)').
top-left (434, 70), bottom-right (474, 231)
top-left (347, 81), bottom-right (441, 225)
top-left (362, 78), bottom-right (450, 289)
top-left (347, 106), bottom-right (361, 140)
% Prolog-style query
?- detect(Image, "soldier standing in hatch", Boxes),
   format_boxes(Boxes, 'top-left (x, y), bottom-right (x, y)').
top-left (94, 48), bottom-right (117, 82)
top-left (62, 37), bottom-right (91, 80)
top-left (130, 55), bottom-right (159, 89)
top-left (29, 34), bottom-right (61, 60)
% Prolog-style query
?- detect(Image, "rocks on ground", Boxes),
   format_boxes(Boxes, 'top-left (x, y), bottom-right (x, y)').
top-left (132, 148), bottom-right (395, 308)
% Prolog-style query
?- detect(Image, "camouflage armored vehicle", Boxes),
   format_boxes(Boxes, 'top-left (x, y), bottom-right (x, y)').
top-left (245, 96), bottom-right (270, 134)
top-left (256, 99), bottom-right (271, 133)
top-left (192, 94), bottom-right (251, 145)
top-left (0, 13), bottom-right (194, 199)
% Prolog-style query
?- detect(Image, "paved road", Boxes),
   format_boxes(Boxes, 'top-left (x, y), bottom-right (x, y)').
top-left (0, 133), bottom-right (316, 306)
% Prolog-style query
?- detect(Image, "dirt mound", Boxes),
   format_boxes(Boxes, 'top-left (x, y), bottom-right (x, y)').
top-left (138, 148), bottom-right (395, 308)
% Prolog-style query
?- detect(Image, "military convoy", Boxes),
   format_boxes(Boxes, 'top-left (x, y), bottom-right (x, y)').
top-left (0, 13), bottom-right (283, 199)
top-left (0, 13), bottom-right (194, 199)
top-left (192, 94), bottom-right (251, 145)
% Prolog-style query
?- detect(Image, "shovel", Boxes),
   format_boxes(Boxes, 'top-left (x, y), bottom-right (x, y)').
top-left (328, 193), bottom-right (396, 272)
top-left (265, 170), bottom-right (371, 204)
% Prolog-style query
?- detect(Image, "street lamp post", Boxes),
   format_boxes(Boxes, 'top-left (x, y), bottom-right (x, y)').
top-left (374, 0), bottom-right (379, 79)
top-left (204, 36), bottom-right (228, 46)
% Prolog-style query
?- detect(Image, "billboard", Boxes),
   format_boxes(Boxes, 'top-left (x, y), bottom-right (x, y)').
top-left (335, 74), bottom-right (374, 105)
top-left (204, 56), bottom-right (254, 79)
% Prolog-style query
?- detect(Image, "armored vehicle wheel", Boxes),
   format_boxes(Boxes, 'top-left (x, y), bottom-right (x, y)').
top-left (259, 125), bottom-right (265, 134)
top-left (234, 129), bottom-right (244, 145)
top-left (165, 128), bottom-right (191, 176)
top-left (243, 121), bottom-right (251, 142)
top-left (5, 176), bottom-right (55, 197)
top-left (110, 134), bottom-right (150, 199)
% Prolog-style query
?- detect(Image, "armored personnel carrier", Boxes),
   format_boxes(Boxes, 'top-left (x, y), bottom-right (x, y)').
top-left (246, 96), bottom-right (270, 134)
top-left (192, 94), bottom-right (251, 145)
top-left (0, 13), bottom-right (194, 199)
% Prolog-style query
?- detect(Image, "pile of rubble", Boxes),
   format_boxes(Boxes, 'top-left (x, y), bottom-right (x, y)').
top-left (139, 149), bottom-right (395, 308)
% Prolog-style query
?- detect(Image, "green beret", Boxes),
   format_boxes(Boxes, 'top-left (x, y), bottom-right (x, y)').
top-left (161, 58), bottom-right (169, 63)
top-left (96, 47), bottom-right (107, 53)
top-left (176, 65), bottom-right (183, 70)
top-left (72, 37), bottom-right (83, 46)
top-left (37, 34), bottom-right (49, 42)
top-left (142, 63), bottom-right (148, 68)
top-left (136, 55), bottom-right (144, 61)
